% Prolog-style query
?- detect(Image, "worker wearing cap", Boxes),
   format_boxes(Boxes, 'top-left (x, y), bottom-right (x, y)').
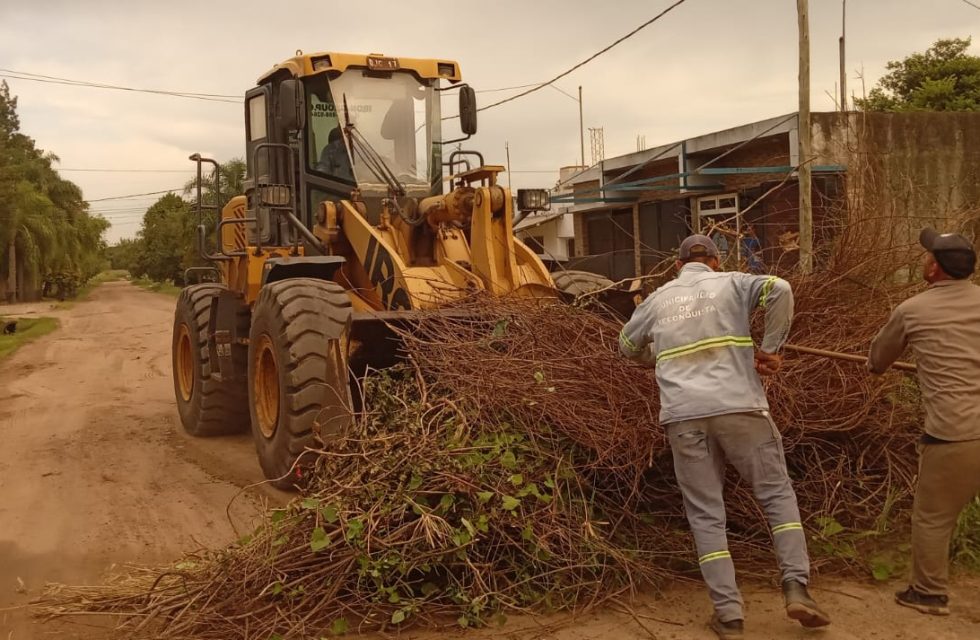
top-left (618, 234), bottom-right (829, 639)
top-left (868, 227), bottom-right (980, 616)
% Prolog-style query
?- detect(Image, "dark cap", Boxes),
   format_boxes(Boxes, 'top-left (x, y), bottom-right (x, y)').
top-left (679, 234), bottom-right (721, 260)
top-left (920, 227), bottom-right (976, 279)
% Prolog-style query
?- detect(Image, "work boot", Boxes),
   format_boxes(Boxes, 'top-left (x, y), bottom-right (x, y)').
top-left (708, 614), bottom-right (744, 639)
top-left (782, 579), bottom-right (831, 628)
top-left (895, 586), bottom-right (950, 616)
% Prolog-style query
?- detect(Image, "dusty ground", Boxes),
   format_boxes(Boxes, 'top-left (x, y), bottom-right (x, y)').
top-left (1, 281), bottom-right (978, 639)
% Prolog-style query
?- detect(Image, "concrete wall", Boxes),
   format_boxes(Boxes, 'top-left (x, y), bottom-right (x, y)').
top-left (812, 112), bottom-right (980, 252)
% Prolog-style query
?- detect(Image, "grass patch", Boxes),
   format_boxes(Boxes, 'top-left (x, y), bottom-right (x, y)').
top-left (131, 278), bottom-right (182, 297)
top-left (0, 316), bottom-right (60, 360)
top-left (952, 496), bottom-right (980, 572)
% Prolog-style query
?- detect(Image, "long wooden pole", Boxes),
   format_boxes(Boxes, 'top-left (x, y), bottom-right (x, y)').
top-left (839, 0), bottom-right (847, 111)
top-left (797, 0), bottom-right (813, 273)
top-left (784, 344), bottom-right (917, 372)
top-left (578, 86), bottom-right (585, 167)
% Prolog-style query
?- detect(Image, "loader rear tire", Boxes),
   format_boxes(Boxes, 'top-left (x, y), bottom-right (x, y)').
top-left (172, 284), bottom-right (249, 436)
top-left (552, 270), bottom-right (615, 296)
top-left (248, 278), bottom-right (353, 489)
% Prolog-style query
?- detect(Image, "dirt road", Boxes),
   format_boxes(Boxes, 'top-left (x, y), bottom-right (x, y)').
top-left (0, 281), bottom-right (275, 639)
top-left (1, 281), bottom-right (978, 639)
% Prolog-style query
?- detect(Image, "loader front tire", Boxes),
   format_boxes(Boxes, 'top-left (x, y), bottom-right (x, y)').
top-left (172, 284), bottom-right (249, 436)
top-left (552, 270), bottom-right (615, 296)
top-left (248, 278), bottom-right (353, 489)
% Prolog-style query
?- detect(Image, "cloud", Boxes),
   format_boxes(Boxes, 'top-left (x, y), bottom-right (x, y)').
top-left (2, 0), bottom-right (977, 243)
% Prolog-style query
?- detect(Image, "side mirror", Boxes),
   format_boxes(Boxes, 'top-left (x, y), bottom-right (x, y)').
top-left (459, 86), bottom-right (477, 135)
top-left (277, 79), bottom-right (305, 132)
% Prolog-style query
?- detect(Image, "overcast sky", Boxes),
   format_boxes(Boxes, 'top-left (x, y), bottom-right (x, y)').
top-left (1, 0), bottom-right (977, 243)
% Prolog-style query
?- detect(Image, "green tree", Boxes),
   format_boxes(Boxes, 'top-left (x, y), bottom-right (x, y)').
top-left (106, 237), bottom-right (144, 274)
top-left (857, 37), bottom-right (980, 112)
top-left (183, 157), bottom-right (246, 212)
top-left (0, 80), bottom-right (109, 301)
top-left (134, 193), bottom-right (195, 283)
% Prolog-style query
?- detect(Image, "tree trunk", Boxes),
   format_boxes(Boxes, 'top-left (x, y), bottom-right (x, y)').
top-left (6, 237), bottom-right (16, 303)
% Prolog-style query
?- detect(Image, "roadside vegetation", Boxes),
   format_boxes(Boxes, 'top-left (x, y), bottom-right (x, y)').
top-left (131, 277), bottom-right (182, 297)
top-left (0, 81), bottom-right (109, 303)
top-left (0, 316), bottom-right (59, 360)
top-left (105, 161), bottom-right (244, 289)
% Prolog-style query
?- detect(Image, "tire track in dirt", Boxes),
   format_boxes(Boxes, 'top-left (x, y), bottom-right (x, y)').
top-left (0, 282), bottom-right (281, 639)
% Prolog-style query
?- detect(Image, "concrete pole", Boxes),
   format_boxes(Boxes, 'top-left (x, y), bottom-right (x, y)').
top-left (578, 86), bottom-right (585, 167)
top-left (798, 0), bottom-right (813, 274)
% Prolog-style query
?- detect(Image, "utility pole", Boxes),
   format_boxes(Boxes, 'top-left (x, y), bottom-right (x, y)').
top-left (505, 141), bottom-right (512, 190)
top-left (578, 86), bottom-right (585, 167)
top-left (839, 0), bottom-right (847, 111)
top-left (798, 0), bottom-right (813, 273)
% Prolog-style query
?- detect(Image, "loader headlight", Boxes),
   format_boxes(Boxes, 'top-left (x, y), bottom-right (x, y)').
top-left (517, 188), bottom-right (551, 212)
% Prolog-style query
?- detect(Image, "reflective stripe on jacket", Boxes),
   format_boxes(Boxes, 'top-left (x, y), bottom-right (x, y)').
top-left (619, 262), bottom-right (793, 424)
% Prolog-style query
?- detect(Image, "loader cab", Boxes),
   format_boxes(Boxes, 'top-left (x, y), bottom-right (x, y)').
top-left (243, 53), bottom-right (473, 236)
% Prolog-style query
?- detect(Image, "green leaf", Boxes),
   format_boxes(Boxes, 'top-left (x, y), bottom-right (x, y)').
top-left (271, 534), bottom-right (289, 547)
top-left (438, 493), bottom-right (456, 512)
top-left (271, 581), bottom-right (283, 596)
top-left (501, 495), bottom-right (520, 511)
top-left (421, 582), bottom-right (439, 597)
top-left (301, 497), bottom-right (318, 510)
top-left (330, 618), bottom-right (349, 636)
top-left (492, 319), bottom-right (509, 337)
top-left (460, 517), bottom-right (477, 536)
top-left (270, 509), bottom-right (287, 524)
top-left (533, 370), bottom-right (544, 383)
top-left (544, 478), bottom-right (555, 489)
top-left (321, 504), bottom-right (339, 523)
top-left (476, 514), bottom-right (489, 533)
top-left (872, 563), bottom-right (893, 581)
top-left (388, 589), bottom-right (401, 604)
top-left (310, 527), bottom-right (331, 552)
top-left (346, 518), bottom-right (365, 541)
top-left (391, 609), bottom-right (407, 624)
top-left (499, 450), bottom-right (517, 469)
top-left (509, 473), bottom-right (524, 486)
top-left (457, 615), bottom-right (470, 628)
top-left (407, 473), bottom-right (423, 491)
top-left (816, 516), bottom-right (844, 537)
top-left (476, 491), bottom-right (495, 504)
top-left (452, 529), bottom-right (472, 546)
top-left (521, 523), bottom-right (534, 541)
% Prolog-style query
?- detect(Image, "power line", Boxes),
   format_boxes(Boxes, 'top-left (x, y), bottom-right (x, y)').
top-left (85, 188), bottom-right (184, 203)
top-left (473, 0), bottom-right (688, 115)
top-left (475, 82), bottom-right (541, 94)
top-left (961, 0), bottom-right (980, 10)
top-left (0, 69), bottom-right (241, 103)
top-left (58, 168), bottom-right (195, 173)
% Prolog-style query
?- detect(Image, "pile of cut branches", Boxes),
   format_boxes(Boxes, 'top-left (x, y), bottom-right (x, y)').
top-left (36, 211), bottom-right (940, 638)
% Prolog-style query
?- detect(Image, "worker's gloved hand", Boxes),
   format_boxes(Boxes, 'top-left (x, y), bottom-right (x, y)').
top-left (754, 350), bottom-right (782, 376)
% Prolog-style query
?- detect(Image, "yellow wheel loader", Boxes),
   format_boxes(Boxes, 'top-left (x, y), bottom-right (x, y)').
top-left (171, 52), bottom-right (611, 488)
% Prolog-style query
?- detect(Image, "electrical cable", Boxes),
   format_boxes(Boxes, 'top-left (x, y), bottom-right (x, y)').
top-left (446, 0), bottom-right (688, 119)
top-left (85, 188), bottom-right (184, 203)
top-left (0, 69), bottom-right (241, 103)
top-left (57, 168), bottom-right (195, 173)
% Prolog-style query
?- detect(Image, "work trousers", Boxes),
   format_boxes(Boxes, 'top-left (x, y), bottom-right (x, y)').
top-left (911, 438), bottom-right (980, 596)
top-left (667, 411), bottom-right (809, 623)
